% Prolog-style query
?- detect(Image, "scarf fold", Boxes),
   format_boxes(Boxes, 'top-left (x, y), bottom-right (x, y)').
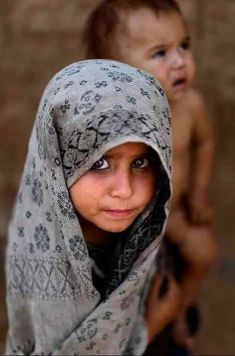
top-left (5, 59), bottom-right (172, 355)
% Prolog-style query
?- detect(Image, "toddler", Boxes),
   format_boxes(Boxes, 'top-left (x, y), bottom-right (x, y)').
top-left (85, 0), bottom-right (219, 351)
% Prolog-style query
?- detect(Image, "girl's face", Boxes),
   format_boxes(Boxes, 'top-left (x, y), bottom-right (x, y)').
top-left (114, 9), bottom-right (195, 103)
top-left (69, 142), bottom-right (157, 244)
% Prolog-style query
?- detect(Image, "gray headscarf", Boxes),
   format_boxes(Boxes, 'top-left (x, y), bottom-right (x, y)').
top-left (5, 59), bottom-right (172, 355)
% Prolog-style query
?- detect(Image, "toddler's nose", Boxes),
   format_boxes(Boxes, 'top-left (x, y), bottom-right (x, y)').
top-left (170, 49), bottom-right (185, 69)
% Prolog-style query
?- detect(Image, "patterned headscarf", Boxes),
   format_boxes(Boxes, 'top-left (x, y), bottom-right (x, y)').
top-left (5, 59), bottom-right (172, 355)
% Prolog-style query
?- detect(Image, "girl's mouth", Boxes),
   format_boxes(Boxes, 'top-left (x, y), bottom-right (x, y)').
top-left (103, 209), bottom-right (135, 218)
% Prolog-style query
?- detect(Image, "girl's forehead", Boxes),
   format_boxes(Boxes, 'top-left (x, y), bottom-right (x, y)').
top-left (104, 142), bottom-right (151, 156)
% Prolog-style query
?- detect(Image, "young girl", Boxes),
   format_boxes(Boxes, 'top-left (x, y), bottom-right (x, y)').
top-left (5, 59), bottom-right (178, 355)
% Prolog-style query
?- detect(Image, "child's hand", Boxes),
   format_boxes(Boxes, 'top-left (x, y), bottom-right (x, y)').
top-left (189, 190), bottom-right (213, 225)
top-left (145, 272), bottom-right (181, 344)
top-left (172, 311), bottom-right (195, 352)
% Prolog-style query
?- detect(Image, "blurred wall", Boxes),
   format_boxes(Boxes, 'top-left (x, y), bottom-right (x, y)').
top-left (0, 0), bottom-right (235, 353)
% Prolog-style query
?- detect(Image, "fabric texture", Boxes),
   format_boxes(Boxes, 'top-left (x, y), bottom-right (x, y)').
top-left (5, 59), bottom-right (172, 355)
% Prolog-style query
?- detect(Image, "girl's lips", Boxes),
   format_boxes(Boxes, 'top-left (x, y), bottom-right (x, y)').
top-left (103, 209), bottom-right (135, 218)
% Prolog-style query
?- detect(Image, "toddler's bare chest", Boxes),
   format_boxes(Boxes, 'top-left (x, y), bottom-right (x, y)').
top-left (171, 109), bottom-right (194, 157)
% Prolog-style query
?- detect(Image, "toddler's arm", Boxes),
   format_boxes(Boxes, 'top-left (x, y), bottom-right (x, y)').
top-left (189, 91), bottom-right (215, 224)
top-left (145, 272), bottom-right (181, 343)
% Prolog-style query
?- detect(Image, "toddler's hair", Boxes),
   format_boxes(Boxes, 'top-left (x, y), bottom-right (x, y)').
top-left (85, 0), bottom-right (181, 59)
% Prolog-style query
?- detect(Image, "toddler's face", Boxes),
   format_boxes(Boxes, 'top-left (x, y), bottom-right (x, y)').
top-left (114, 9), bottom-right (195, 103)
top-left (69, 142), bottom-right (156, 243)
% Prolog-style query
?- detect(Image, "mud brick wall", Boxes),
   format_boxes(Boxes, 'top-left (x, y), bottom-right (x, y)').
top-left (0, 0), bottom-right (235, 353)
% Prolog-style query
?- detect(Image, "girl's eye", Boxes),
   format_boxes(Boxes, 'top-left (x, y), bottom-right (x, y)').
top-left (91, 158), bottom-right (110, 170)
top-left (152, 49), bottom-right (166, 59)
top-left (180, 40), bottom-right (191, 51)
top-left (132, 157), bottom-right (150, 169)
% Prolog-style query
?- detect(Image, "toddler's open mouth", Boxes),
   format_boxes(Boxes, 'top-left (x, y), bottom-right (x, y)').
top-left (172, 77), bottom-right (187, 87)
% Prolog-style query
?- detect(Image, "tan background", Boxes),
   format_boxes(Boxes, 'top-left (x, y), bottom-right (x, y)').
top-left (0, 0), bottom-right (235, 354)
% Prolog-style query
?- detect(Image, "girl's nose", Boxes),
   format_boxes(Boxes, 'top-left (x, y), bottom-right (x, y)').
top-left (170, 49), bottom-right (185, 69)
top-left (110, 170), bottom-right (133, 199)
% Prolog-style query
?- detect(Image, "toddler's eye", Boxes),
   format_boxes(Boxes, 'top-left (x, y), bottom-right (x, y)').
top-left (152, 49), bottom-right (166, 59)
top-left (91, 158), bottom-right (110, 170)
top-left (180, 40), bottom-right (191, 51)
top-left (132, 157), bottom-right (150, 169)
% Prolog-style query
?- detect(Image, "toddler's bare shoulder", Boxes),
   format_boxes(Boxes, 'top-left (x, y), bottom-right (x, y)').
top-left (185, 89), bottom-right (205, 108)
top-left (185, 89), bottom-right (213, 134)
top-left (172, 90), bottom-right (208, 128)
top-left (185, 89), bottom-right (207, 116)
top-left (172, 89), bottom-right (201, 123)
